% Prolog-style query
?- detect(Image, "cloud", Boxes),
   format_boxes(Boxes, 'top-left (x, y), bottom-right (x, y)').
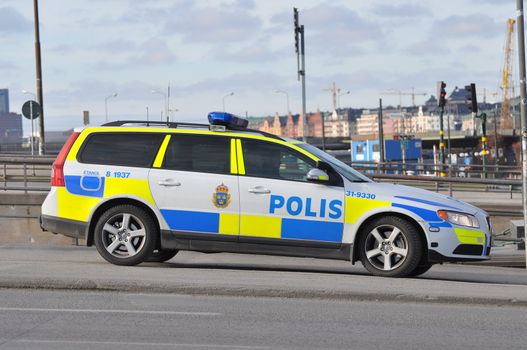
top-left (431, 14), bottom-right (501, 38)
top-left (177, 71), bottom-right (287, 96)
top-left (0, 59), bottom-right (18, 70)
top-left (458, 44), bottom-right (482, 53)
top-left (405, 39), bottom-right (451, 55)
top-left (0, 6), bottom-right (31, 33)
top-left (162, 2), bottom-right (262, 44)
top-left (211, 41), bottom-right (289, 63)
top-left (132, 38), bottom-right (176, 65)
top-left (91, 38), bottom-right (176, 69)
top-left (373, 3), bottom-right (432, 18)
top-left (272, 4), bottom-right (382, 56)
top-left (94, 38), bottom-right (138, 52)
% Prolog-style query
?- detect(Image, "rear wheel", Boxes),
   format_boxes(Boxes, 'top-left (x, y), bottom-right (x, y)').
top-left (146, 249), bottom-right (178, 263)
top-left (358, 216), bottom-right (423, 277)
top-left (94, 205), bottom-right (157, 266)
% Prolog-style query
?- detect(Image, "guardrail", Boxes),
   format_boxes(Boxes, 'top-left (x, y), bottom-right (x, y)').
top-left (0, 157), bottom-right (523, 198)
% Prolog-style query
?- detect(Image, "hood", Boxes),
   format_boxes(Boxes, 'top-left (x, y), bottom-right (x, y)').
top-left (372, 183), bottom-right (482, 215)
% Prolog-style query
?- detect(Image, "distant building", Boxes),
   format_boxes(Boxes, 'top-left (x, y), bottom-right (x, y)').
top-left (409, 107), bottom-right (440, 133)
top-left (0, 112), bottom-right (23, 148)
top-left (251, 111), bottom-right (325, 138)
top-left (324, 111), bottom-right (355, 138)
top-left (356, 111), bottom-right (396, 135)
top-left (0, 89), bottom-right (9, 114)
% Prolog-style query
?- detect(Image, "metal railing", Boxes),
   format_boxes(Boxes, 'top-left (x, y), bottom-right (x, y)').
top-left (0, 157), bottom-right (523, 198)
top-left (0, 156), bottom-right (53, 193)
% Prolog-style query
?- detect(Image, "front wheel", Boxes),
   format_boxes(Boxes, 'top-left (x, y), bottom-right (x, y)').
top-left (358, 216), bottom-right (424, 277)
top-left (94, 205), bottom-right (157, 266)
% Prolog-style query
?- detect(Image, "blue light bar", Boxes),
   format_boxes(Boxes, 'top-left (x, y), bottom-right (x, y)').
top-left (208, 112), bottom-right (249, 129)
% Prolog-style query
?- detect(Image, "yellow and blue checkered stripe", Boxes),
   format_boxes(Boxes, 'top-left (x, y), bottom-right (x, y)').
top-left (160, 209), bottom-right (343, 242)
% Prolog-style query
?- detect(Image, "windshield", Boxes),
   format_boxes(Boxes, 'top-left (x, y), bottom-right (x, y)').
top-left (296, 143), bottom-right (371, 183)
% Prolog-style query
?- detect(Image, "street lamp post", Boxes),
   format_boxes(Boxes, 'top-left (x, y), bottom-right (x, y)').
top-left (168, 108), bottom-right (179, 123)
top-left (104, 93), bottom-right (118, 123)
top-left (151, 89), bottom-right (168, 121)
top-left (22, 90), bottom-right (36, 156)
top-left (33, 0), bottom-right (45, 155)
top-left (223, 92), bottom-right (234, 112)
top-left (338, 90), bottom-right (350, 109)
top-left (274, 89), bottom-right (290, 114)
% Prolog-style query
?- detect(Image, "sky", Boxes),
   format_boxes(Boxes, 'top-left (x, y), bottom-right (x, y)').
top-left (0, 0), bottom-right (518, 132)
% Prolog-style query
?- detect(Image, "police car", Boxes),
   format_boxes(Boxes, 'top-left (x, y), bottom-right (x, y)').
top-left (40, 112), bottom-right (491, 277)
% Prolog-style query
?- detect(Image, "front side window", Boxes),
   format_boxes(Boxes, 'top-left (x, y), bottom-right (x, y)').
top-left (163, 134), bottom-right (230, 174)
top-left (79, 133), bottom-right (163, 167)
top-left (241, 139), bottom-right (315, 182)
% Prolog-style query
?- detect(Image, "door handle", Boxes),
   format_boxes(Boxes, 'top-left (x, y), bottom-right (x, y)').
top-left (158, 179), bottom-right (181, 187)
top-left (248, 187), bottom-right (270, 194)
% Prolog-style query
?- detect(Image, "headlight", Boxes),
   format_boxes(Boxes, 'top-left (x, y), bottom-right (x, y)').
top-left (437, 210), bottom-right (479, 228)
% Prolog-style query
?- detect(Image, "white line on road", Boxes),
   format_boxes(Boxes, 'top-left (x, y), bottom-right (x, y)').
top-left (0, 307), bottom-right (220, 316)
top-left (11, 339), bottom-right (269, 349)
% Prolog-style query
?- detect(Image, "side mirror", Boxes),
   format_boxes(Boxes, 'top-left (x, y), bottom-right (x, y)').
top-left (307, 168), bottom-right (329, 182)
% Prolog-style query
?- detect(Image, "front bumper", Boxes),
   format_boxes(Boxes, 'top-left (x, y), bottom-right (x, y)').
top-left (428, 249), bottom-right (490, 263)
top-left (40, 214), bottom-right (87, 239)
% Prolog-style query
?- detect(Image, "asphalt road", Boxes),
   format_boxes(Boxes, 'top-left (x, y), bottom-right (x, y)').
top-left (1, 289), bottom-right (526, 350)
top-left (1, 245), bottom-right (527, 305)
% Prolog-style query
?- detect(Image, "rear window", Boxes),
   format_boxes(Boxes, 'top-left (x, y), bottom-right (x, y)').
top-left (78, 132), bottom-right (163, 167)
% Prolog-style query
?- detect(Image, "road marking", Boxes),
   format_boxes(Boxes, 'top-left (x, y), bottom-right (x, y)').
top-left (12, 339), bottom-right (269, 349)
top-left (0, 307), bottom-right (220, 316)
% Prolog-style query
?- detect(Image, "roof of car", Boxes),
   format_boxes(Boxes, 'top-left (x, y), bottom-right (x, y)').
top-left (82, 120), bottom-right (285, 141)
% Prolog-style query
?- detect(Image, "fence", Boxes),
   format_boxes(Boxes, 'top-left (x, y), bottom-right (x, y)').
top-left (0, 156), bottom-right (522, 197)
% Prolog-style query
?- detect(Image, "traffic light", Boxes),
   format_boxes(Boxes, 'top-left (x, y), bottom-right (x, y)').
top-left (465, 83), bottom-right (478, 114)
top-left (294, 8), bottom-right (299, 54)
top-left (437, 81), bottom-right (447, 107)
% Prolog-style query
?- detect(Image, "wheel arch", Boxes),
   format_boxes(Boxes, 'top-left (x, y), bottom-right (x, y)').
top-left (351, 209), bottom-right (429, 264)
top-left (85, 196), bottom-right (162, 247)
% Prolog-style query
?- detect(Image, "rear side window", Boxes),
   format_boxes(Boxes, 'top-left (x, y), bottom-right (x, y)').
top-left (79, 133), bottom-right (163, 167)
top-left (163, 134), bottom-right (230, 174)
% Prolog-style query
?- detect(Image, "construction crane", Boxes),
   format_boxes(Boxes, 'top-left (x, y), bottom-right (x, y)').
top-left (500, 18), bottom-right (516, 129)
top-left (323, 82), bottom-right (339, 111)
top-left (478, 88), bottom-right (498, 104)
top-left (381, 87), bottom-right (427, 108)
top-left (323, 82), bottom-right (350, 110)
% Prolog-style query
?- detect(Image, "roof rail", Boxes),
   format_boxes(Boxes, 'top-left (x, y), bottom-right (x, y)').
top-left (100, 120), bottom-right (284, 141)
top-left (101, 120), bottom-right (210, 129)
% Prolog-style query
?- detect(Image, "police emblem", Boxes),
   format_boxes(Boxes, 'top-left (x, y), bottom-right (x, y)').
top-left (212, 183), bottom-right (231, 208)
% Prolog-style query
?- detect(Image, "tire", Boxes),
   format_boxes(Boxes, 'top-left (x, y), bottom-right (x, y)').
top-left (358, 216), bottom-right (424, 277)
top-left (408, 263), bottom-right (434, 277)
top-left (94, 205), bottom-right (157, 266)
top-left (146, 249), bottom-right (178, 263)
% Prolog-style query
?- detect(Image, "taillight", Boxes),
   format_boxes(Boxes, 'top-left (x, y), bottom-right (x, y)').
top-left (51, 132), bottom-right (80, 187)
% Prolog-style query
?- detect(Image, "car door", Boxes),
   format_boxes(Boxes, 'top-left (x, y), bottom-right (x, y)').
top-left (148, 133), bottom-right (239, 239)
top-left (237, 138), bottom-right (345, 244)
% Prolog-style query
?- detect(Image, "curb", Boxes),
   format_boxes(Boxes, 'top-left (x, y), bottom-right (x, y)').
top-left (1, 278), bottom-right (527, 307)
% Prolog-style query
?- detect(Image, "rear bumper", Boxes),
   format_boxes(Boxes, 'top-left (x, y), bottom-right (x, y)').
top-left (40, 215), bottom-right (87, 239)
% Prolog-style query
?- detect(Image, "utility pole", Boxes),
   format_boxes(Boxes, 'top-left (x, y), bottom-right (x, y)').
top-left (33, 0), bottom-right (45, 155)
top-left (321, 113), bottom-right (326, 151)
top-left (378, 98), bottom-right (385, 173)
top-left (516, 0), bottom-right (527, 269)
top-left (167, 82), bottom-right (171, 123)
top-left (294, 8), bottom-right (307, 142)
top-left (437, 81), bottom-right (447, 177)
